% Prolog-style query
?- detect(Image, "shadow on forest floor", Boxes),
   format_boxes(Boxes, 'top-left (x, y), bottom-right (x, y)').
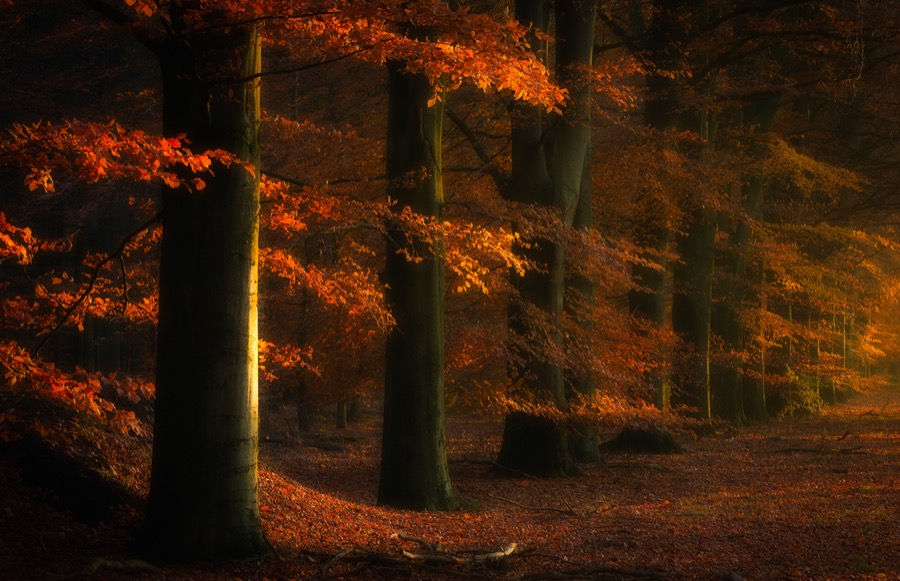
top-left (1, 387), bottom-right (897, 580)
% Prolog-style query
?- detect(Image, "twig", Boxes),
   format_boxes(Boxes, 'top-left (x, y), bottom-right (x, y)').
top-left (469, 542), bottom-right (517, 563)
top-left (487, 493), bottom-right (578, 516)
top-left (34, 213), bottom-right (161, 356)
top-left (603, 461), bottom-right (674, 472)
top-left (318, 537), bottom-right (519, 578)
top-left (519, 564), bottom-right (674, 580)
top-left (445, 108), bottom-right (507, 194)
top-left (491, 461), bottom-right (545, 481)
top-left (772, 446), bottom-right (866, 454)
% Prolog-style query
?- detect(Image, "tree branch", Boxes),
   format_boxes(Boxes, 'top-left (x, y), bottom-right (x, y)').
top-left (79, 0), bottom-right (163, 55)
top-left (445, 109), bottom-right (508, 195)
top-left (213, 45), bottom-right (377, 86)
top-left (34, 213), bottom-right (162, 356)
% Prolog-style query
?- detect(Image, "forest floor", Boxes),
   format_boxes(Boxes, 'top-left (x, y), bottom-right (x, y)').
top-left (1, 385), bottom-right (898, 581)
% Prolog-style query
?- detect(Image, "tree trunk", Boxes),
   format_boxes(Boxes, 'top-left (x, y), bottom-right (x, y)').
top-left (296, 381), bottom-right (313, 433)
top-left (671, 209), bottom-right (716, 419)
top-left (347, 397), bottom-right (362, 422)
top-left (711, 95), bottom-right (778, 424)
top-left (555, 0), bottom-right (600, 464)
top-left (142, 23), bottom-right (265, 560)
top-left (627, 0), bottom-right (690, 410)
top-left (497, 0), bottom-right (594, 477)
top-left (497, 0), bottom-right (571, 478)
top-left (335, 401), bottom-right (348, 430)
top-left (629, 226), bottom-right (671, 409)
top-left (378, 62), bottom-right (454, 511)
top-left (567, 140), bottom-right (602, 464)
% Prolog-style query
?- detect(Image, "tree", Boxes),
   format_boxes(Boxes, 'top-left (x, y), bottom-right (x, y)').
top-left (140, 19), bottom-right (266, 560)
top-left (378, 61), bottom-right (454, 510)
top-left (497, 0), bottom-right (597, 476)
top-left (710, 93), bottom-right (779, 424)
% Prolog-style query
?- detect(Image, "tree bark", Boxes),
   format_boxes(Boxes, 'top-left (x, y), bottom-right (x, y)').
top-left (556, 0), bottom-right (601, 464)
top-left (627, 0), bottom-right (691, 410)
top-left (671, 208), bottom-right (716, 420)
top-left (335, 401), bottom-right (348, 430)
top-left (567, 140), bottom-right (602, 464)
top-left (628, 226), bottom-right (671, 409)
top-left (711, 95), bottom-right (779, 424)
top-left (497, 0), bottom-right (594, 477)
top-left (378, 62), bottom-right (454, 510)
top-left (142, 22), bottom-right (265, 560)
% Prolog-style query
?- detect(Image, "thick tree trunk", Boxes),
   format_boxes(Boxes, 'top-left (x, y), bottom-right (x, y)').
top-left (497, 0), bottom-right (574, 478)
top-left (378, 63), bottom-right (454, 511)
top-left (142, 23), bottom-right (265, 560)
top-left (498, 0), bottom-right (594, 476)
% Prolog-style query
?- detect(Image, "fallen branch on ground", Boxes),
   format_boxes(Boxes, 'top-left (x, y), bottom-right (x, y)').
top-left (772, 446), bottom-right (867, 454)
top-left (517, 563), bottom-right (675, 580)
top-left (487, 493), bottom-right (579, 516)
top-left (317, 534), bottom-right (519, 578)
top-left (604, 461), bottom-right (674, 472)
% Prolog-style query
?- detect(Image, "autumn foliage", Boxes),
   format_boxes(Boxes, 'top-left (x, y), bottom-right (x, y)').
top-left (1, 0), bottom-right (899, 574)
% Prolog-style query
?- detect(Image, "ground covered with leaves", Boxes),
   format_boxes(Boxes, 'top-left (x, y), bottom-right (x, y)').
top-left (1, 387), bottom-right (898, 581)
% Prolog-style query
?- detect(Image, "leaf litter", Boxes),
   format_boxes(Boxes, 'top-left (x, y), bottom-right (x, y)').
top-left (0, 387), bottom-right (897, 580)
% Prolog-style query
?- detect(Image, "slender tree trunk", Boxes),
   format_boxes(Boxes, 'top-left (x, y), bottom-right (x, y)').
top-left (671, 209), bottom-right (716, 419)
top-left (567, 140), bottom-right (602, 464)
top-left (378, 62), bottom-right (454, 510)
top-left (629, 226), bottom-right (671, 408)
top-left (335, 401), bottom-right (348, 430)
top-left (815, 320), bottom-right (822, 402)
top-left (743, 264), bottom-right (769, 421)
top-left (296, 381), bottom-right (312, 433)
top-left (556, 0), bottom-right (600, 464)
top-left (711, 95), bottom-right (778, 424)
top-left (627, 0), bottom-right (689, 410)
top-left (825, 312), bottom-right (838, 404)
top-left (348, 397), bottom-right (362, 422)
top-left (142, 23), bottom-right (265, 560)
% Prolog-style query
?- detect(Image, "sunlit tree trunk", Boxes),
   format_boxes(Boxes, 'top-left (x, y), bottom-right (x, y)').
top-left (143, 22), bottom-right (265, 560)
top-left (378, 62), bottom-right (454, 510)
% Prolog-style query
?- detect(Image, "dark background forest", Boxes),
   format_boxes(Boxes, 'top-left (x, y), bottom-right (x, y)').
top-left (0, 1), bottom-right (898, 579)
